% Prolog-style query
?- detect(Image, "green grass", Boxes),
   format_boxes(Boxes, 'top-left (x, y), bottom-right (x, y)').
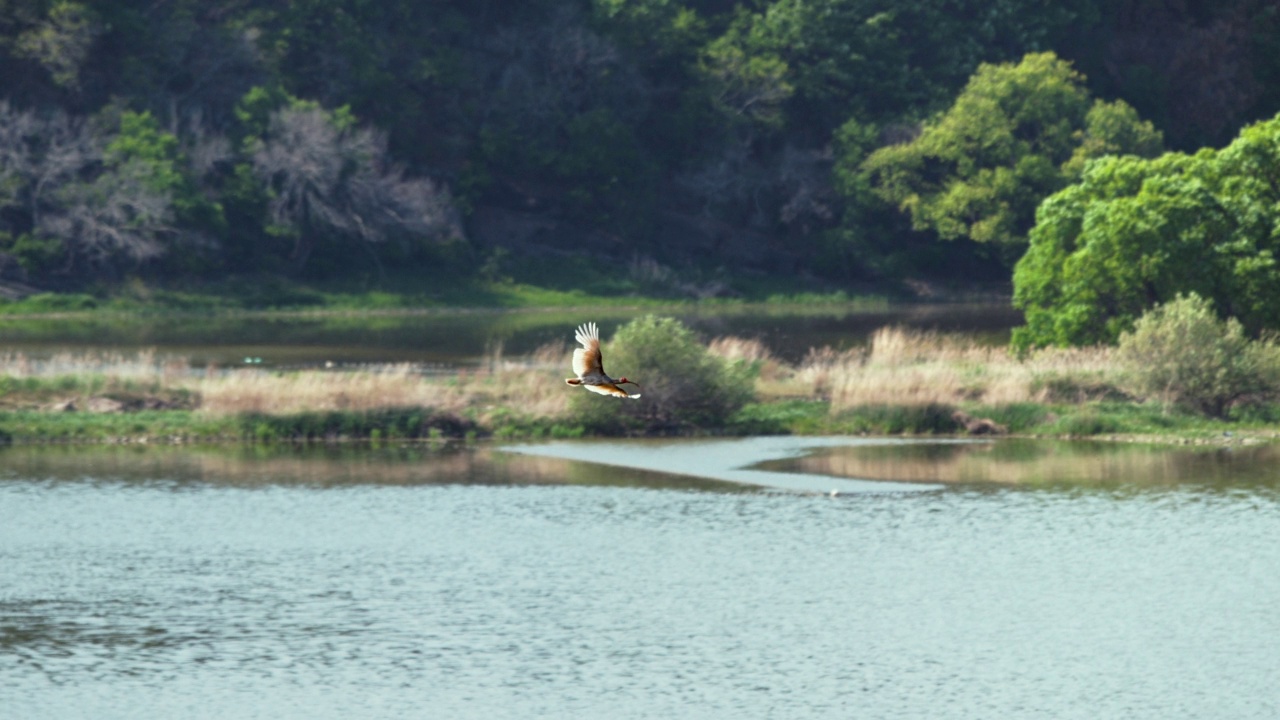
top-left (0, 410), bottom-right (237, 442)
top-left (0, 395), bottom-right (1272, 445)
top-left (0, 256), bottom-right (895, 317)
top-left (728, 400), bottom-right (831, 434)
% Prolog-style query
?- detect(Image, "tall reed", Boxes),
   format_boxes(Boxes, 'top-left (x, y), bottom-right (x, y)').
top-left (742, 326), bottom-right (1119, 412)
top-left (2, 330), bottom-right (1123, 422)
top-left (195, 341), bottom-right (571, 418)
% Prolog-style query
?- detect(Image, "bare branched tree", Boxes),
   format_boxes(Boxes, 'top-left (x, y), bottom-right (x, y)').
top-left (0, 102), bottom-right (197, 270)
top-left (179, 111), bottom-right (233, 179)
top-left (0, 103), bottom-right (41, 211)
top-left (0, 102), bottom-right (99, 230)
top-left (675, 140), bottom-right (771, 225)
top-left (252, 105), bottom-right (460, 270)
top-left (40, 159), bottom-right (173, 264)
top-left (777, 144), bottom-right (835, 232)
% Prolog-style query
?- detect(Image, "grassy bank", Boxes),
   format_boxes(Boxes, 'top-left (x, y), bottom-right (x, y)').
top-left (0, 256), bottom-right (914, 317)
top-left (1, 327), bottom-right (1274, 446)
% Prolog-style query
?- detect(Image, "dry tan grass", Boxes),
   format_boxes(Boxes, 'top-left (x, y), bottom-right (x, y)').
top-left (197, 366), bottom-right (459, 414)
top-left (825, 327), bottom-right (1117, 410)
top-left (707, 335), bottom-right (793, 384)
top-left (196, 351), bottom-right (570, 418)
top-left (2, 329), bottom-right (1122, 419)
top-left (0, 349), bottom-right (191, 382)
top-left (730, 326), bottom-right (1119, 412)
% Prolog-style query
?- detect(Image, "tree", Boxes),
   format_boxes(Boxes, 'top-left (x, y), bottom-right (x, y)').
top-left (250, 100), bottom-right (460, 272)
top-left (13, 1), bottom-right (99, 91)
top-left (1012, 114), bottom-right (1280, 349)
top-left (731, 0), bottom-right (1098, 134)
top-left (0, 103), bottom-right (164, 273)
top-left (40, 110), bottom-right (214, 271)
top-left (697, 29), bottom-right (792, 131)
top-left (42, 157), bottom-right (173, 266)
top-left (861, 52), bottom-right (1162, 259)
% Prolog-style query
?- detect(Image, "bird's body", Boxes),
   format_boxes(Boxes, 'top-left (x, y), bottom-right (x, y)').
top-left (565, 322), bottom-right (641, 399)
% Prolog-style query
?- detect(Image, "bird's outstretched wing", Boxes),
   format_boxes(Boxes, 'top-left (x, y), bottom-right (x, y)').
top-left (584, 382), bottom-right (641, 399)
top-left (572, 322), bottom-right (604, 377)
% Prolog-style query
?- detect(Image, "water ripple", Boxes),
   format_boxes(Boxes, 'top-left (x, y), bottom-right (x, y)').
top-left (2, 454), bottom-right (1279, 718)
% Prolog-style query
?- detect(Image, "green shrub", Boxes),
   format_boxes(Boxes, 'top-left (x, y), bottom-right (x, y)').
top-left (834, 403), bottom-right (958, 434)
top-left (1, 292), bottom-right (99, 313)
top-left (976, 403), bottom-right (1052, 432)
top-left (1030, 374), bottom-right (1131, 403)
top-left (728, 400), bottom-right (828, 434)
top-left (570, 316), bottom-right (756, 433)
top-left (1049, 411), bottom-right (1126, 436)
top-left (239, 408), bottom-right (472, 441)
top-left (1116, 293), bottom-right (1280, 417)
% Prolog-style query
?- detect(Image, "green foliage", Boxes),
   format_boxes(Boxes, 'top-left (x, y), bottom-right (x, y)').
top-left (0, 291), bottom-right (97, 313)
top-left (571, 315), bottom-right (755, 433)
top-left (13, 1), bottom-right (99, 89)
top-left (728, 399), bottom-right (827, 434)
top-left (234, 85), bottom-right (293, 141)
top-left (0, 410), bottom-right (231, 442)
top-left (1013, 114), bottom-right (1280, 349)
top-left (698, 30), bottom-right (793, 130)
top-left (1046, 410), bottom-right (1127, 436)
top-left (1115, 294), bottom-right (1280, 418)
top-left (736, 0), bottom-right (1094, 130)
top-left (1061, 99), bottom-right (1164, 177)
top-left (1, 0), bottom-right (1276, 296)
top-left (832, 403), bottom-right (959, 435)
top-left (109, 110), bottom-right (227, 247)
top-left (972, 402), bottom-right (1052, 432)
top-left (591, 0), bottom-right (708, 66)
top-left (862, 52), bottom-right (1162, 256)
top-left (0, 232), bottom-right (62, 274)
top-left (240, 408), bottom-right (474, 442)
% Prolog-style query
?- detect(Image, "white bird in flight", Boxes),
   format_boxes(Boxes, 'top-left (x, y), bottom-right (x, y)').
top-left (564, 322), bottom-right (641, 399)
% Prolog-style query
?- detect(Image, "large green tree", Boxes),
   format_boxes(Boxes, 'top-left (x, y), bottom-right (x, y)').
top-left (860, 52), bottom-right (1161, 260)
top-left (729, 0), bottom-right (1097, 134)
top-left (1012, 113), bottom-right (1280, 349)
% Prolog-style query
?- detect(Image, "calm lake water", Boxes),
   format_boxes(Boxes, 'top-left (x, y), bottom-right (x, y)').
top-left (3, 438), bottom-right (1279, 719)
top-left (0, 303), bottom-right (1021, 368)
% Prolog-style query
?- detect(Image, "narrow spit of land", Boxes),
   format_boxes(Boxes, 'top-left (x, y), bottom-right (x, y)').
top-left (1, 313), bottom-right (1274, 447)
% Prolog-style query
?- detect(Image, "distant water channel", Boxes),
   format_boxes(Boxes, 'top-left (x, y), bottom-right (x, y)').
top-left (3, 438), bottom-right (1279, 719)
top-left (0, 303), bottom-right (1021, 369)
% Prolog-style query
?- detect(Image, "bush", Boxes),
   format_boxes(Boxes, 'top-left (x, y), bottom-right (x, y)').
top-left (834, 403), bottom-right (959, 434)
top-left (976, 403), bottom-right (1052, 432)
top-left (1116, 293), bottom-right (1280, 417)
top-left (570, 316), bottom-right (756, 433)
top-left (1048, 411), bottom-right (1127, 436)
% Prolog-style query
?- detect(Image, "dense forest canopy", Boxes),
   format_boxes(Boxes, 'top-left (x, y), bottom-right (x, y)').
top-left (0, 0), bottom-right (1278, 314)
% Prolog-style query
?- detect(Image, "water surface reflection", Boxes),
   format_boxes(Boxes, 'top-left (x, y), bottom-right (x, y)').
top-left (0, 303), bottom-right (1022, 368)
top-left (0, 443), bottom-right (747, 492)
top-left (3, 439), bottom-right (1278, 719)
top-left (768, 438), bottom-right (1280, 490)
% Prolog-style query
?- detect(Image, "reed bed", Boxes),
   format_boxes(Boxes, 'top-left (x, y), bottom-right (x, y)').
top-left (2, 330), bottom-right (1122, 423)
top-left (0, 349), bottom-right (191, 382)
top-left (196, 342), bottom-right (571, 418)
top-left (742, 326), bottom-right (1120, 412)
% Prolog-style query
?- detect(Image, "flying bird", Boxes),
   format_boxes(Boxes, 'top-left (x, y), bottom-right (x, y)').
top-left (565, 322), bottom-right (641, 399)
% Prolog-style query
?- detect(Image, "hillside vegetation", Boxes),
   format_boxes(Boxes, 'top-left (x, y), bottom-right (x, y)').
top-left (1, 1), bottom-right (1278, 318)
